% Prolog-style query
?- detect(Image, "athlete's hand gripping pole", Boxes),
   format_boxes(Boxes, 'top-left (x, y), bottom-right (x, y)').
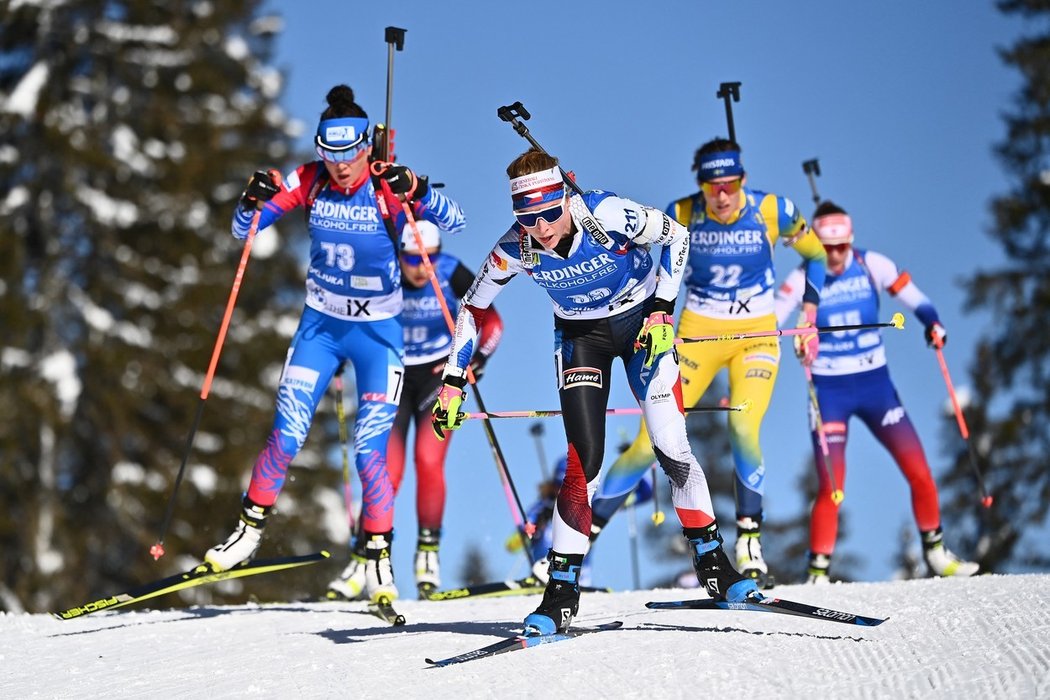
top-left (933, 344), bottom-right (994, 509)
top-left (151, 208), bottom-right (263, 561)
top-left (805, 366), bottom-right (844, 505)
top-left (399, 205), bottom-right (538, 550)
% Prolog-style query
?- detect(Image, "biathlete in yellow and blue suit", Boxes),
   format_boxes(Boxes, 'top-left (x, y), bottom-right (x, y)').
top-left (589, 138), bottom-right (827, 586)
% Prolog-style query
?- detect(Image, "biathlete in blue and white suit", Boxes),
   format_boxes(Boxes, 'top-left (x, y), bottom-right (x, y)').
top-left (204, 85), bottom-right (465, 606)
top-left (775, 200), bottom-right (977, 582)
top-left (431, 148), bottom-right (756, 635)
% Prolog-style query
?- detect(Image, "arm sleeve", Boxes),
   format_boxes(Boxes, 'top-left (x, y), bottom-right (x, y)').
top-left (453, 262), bottom-right (504, 358)
top-left (865, 250), bottom-right (940, 327)
top-left (600, 195), bottom-right (689, 306)
top-left (442, 234), bottom-right (521, 380)
top-left (774, 267), bottom-right (806, 326)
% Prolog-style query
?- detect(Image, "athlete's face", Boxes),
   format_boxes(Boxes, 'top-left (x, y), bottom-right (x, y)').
top-left (824, 243), bottom-right (850, 274)
top-left (517, 195), bottom-right (571, 250)
top-left (323, 145), bottom-right (372, 189)
top-left (400, 247), bottom-right (439, 287)
top-left (701, 175), bottom-right (746, 221)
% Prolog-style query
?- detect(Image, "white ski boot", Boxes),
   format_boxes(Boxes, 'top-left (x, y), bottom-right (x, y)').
top-left (922, 528), bottom-right (979, 577)
top-left (204, 498), bottom-right (270, 572)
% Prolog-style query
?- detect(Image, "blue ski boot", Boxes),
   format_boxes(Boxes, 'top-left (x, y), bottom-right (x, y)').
top-left (523, 551), bottom-right (583, 635)
top-left (688, 524), bottom-right (760, 603)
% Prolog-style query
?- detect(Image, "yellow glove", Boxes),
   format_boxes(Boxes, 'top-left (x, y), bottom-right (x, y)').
top-left (793, 307), bottom-right (819, 367)
top-left (431, 380), bottom-right (466, 441)
top-left (637, 311), bottom-right (675, 368)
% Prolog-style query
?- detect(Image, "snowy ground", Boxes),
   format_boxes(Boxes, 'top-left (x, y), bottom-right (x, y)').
top-left (3, 574), bottom-right (1047, 699)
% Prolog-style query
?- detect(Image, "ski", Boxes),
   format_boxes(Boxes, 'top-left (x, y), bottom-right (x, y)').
top-left (645, 594), bottom-right (886, 627)
top-left (52, 551), bottom-right (330, 620)
top-left (423, 576), bottom-right (611, 601)
top-left (368, 595), bottom-right (407, 626)
top-left (425, 621), bottom-right (623, 667)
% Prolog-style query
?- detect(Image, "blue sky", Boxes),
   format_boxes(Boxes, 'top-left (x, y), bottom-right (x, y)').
top-left (261, 1), bottom-right (1025, 589)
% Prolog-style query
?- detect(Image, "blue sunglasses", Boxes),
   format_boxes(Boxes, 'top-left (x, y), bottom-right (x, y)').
top-left (315, 136), bottom-right (369, 164)
top-left (514, 201), bottom-right (565, 228)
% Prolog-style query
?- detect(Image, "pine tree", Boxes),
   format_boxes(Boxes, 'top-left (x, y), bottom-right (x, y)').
top-left (941, 0), bottom-right (1050, 573)
top-left (0, 1), bottom-right (338, 612)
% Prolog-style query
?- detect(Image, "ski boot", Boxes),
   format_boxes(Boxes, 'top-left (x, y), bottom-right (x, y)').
top-left (922, 527), bottom-right (979, 577)
top-left (735, 516), bottom-right (772, 588)
top-left (415, 527), bottom-right (441, 599)
top-left (523, 551), bottom-right (583, 635)
top-left (204, 496), bottom-right (270, 572)
top-left (806, 553), bottom-right (832, 585)
top-left (364, 531), bottom-right (399, 603)
top-left (688, 524), bottom-right (760, 603)
top-left (326, 538), bottom-right (368, 601)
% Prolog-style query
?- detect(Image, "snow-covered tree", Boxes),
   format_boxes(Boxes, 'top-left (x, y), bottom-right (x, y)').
top-left (0, 0), bottom-right (336, 612)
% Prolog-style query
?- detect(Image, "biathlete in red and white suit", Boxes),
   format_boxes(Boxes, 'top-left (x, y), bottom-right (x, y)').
top-left (431, 147), bottom-right (757, 636)
top-left (775, 200), bottom-right (978, 582)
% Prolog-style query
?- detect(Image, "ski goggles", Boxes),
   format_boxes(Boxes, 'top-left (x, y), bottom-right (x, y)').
top-left (514, 199), bottom-right (565, 228)
top-left (315, 116), bottom-right (370, 163)
top-left (401, 252), bottom-right (434, 267)
top-left (700, 177), bottom-right (743, 197)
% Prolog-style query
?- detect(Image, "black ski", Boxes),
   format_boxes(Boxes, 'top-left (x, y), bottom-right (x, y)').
top-left (645, 594), bottom-right (886, 627)
top-left (425, 621), bottom-right (623, 667)
top-left (369, 595), bottom-right (407, 626)
top-left (53, 551), bottom-right (330, 620)
top-left (423, 576), bottom-right (611, 601)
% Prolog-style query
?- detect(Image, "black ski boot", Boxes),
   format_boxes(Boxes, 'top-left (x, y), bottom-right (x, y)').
top-left (523, 551), bottom-right (583, 635)
top-left (687, 524), bottom-right (760, 602)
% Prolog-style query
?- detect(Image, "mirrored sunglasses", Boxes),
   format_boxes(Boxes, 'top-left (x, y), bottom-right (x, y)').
top-left (315, 139), bottom-right (369, 164)
top-left (401, 253), bottom-right (428, 266)
top-left (700, 178), bottom-right (743, 197)
top-left (514, 201), bottom-right (565, 228)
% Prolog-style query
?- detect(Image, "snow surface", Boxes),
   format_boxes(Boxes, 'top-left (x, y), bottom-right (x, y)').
top-left (4, 574), bottom-right (1047, 698)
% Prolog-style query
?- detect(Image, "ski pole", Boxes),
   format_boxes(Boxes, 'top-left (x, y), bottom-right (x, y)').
top-left (497, 101), bottom-right (584, 196)
top-left (668, 313), bottom-right (905, 346)
top-left (529, 422), bottom-right (550, 481)
top-left (649, 462), bottom-right (665, 526)
top-left (802, 158), bottom-right (822, 206)
top-left (933, 345), bottom-right (993, 508)
top-left (398, 201), bottom-right (537, 552)
top-left (151, 208), bottom-right (262, 561)
top-left (333, 364), bottom-right (355, 535)
top-left (805, 366), bottom-right (844, 505)
top-left (716, 81), bottom-right (742, 143)
top-left (461, 401), bottom-right (752, 421)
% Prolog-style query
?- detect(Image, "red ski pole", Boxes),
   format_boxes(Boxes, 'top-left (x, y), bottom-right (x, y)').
top-left (151, 209), bottom-right (262, 561)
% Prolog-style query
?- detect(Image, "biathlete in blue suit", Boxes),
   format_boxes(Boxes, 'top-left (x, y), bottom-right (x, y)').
top-left (775, 200), bottom-right (977, 582)
top-left (204, 85), bottom-right (465, 606)
top-left (432, 147), bottom-right (757, 636)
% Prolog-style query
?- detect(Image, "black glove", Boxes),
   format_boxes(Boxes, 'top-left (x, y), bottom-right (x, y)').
top-left (239, 169), bottom-right (281, 210)
top-left (924, 322), bottom-right (947, 349)
top-left (381, 164), bottom-right (429, 200)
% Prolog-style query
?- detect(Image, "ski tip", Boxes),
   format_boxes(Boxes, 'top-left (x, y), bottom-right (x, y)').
top-left (319, 550), bottom-right (332, 559)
